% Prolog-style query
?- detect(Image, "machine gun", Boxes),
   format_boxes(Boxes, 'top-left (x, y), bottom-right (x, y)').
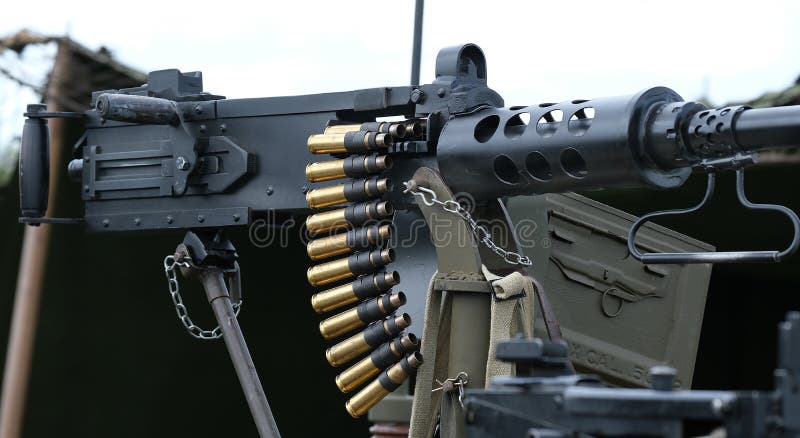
top-left (15, 43), bottom-right (800, 437)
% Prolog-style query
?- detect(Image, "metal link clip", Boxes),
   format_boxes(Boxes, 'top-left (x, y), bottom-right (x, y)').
top-left (432, 372), bottom-right (470, 408)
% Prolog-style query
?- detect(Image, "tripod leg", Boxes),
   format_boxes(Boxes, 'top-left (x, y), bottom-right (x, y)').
top-left (200, 271), bottom-right (280, 438)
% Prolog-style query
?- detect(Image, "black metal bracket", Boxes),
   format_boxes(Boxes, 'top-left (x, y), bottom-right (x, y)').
top-left (167, 102), bottom-right (200, 196)
top-left (628, 161), bottom-right (800, 264)
top-left (495, 335), bottom-right (573, 378)
top-left (175, 230), bottom-right (242, 302)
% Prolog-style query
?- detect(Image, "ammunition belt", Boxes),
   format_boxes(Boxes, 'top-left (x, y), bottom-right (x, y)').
top-left (304, 120), bottom-right (427, 418)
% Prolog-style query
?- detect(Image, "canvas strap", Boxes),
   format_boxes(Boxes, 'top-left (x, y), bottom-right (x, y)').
top-left (482, 266), bottom-right (535, 383)
top-left (409, 268), bottom-right (536, 437)
top-left (408, 274), bottom-right (452, 438)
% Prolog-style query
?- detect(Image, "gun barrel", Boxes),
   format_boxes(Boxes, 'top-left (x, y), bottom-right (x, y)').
top-left (732, 105), bottom-right (800, 149)
top-left (436, 88), bottom-right (800, 200)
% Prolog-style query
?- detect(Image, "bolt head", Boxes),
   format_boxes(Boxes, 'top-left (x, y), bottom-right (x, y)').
top-left (219, 123), bottom-right (227, 133)
top-left (410, 89), bottom-right (424, 104)
top-left (436, 88), bottom-right (446, 98)
top-left (194, 104), bottom-right (202, 114)
top-left (266, 186), bottom-right (274, 196)
top-left (301, 185), bottom-right (309, 194)
top-left (166, 215), bottom-right (174, 224)
top-left (649, 365), bottom-right (677, 391)
top-left (197, 215), bottom-right (205, 223)
top-left (175, 156), bottom-right (190, 170)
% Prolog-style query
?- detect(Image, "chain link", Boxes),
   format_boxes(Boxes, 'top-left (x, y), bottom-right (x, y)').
top-left (403, 182), bottom-right (533, 266)
top-left (163, 255), bottom-right (241, 340)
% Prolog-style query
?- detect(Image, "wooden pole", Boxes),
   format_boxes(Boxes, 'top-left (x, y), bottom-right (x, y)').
top-left (0, 40), bottom-right (70, 438)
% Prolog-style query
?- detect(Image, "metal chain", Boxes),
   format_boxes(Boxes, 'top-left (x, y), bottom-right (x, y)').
top-left (163, 255), bottom-right (242, 340)
top-left (403, 182), bottom-right (533, 266)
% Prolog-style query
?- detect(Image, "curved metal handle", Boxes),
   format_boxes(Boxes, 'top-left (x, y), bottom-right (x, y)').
top-left (627, 169), bottom-right (800, 264)
top-left (19, 104), bottom-right (50, 219)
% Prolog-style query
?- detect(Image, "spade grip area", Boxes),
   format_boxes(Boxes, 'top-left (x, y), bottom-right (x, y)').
top-left (19, 104), bottom-right (50, 219)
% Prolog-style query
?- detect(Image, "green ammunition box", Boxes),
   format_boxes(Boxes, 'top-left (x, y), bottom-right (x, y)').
top-left (506, 193), bottom-right (713, 389)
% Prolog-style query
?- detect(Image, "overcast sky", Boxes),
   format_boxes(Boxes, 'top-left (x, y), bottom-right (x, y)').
top-left (1, 0), bottom-right (799, 110)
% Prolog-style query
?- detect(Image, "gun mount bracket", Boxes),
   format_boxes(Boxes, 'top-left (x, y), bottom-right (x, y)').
top-left (166, 230), bottom-right (279, 437)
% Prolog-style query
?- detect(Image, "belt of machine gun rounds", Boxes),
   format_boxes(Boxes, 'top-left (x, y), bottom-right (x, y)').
top-left (305, 120), bottom-right (425, 418)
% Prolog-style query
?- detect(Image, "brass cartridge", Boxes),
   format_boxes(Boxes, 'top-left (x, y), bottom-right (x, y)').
top-left (311, 271), bottom-right (399, 314)
top-left (322, 124), bottom-right (361, 135)
top-left (307, 233), bottom-right (348, 260)
top-left (305, 155), bottom-right (392, 182)
top-left (345, 352), bottom-right (423, 418)
top-left (307, 249), bottom-right (394, 287)
top-left (325, 313), bottom-right (411, 367)
top-left (324, 122), bottom-right (407, 138)
top-left (306, 224), bottom-right (390, 260)
top-left (307, 131), bottom-right (393, 154)
top-left (319, 292), bottom-right (406, 340)
top-left (305, 177), bottom-right (392, 209)
top-left (336, 333), bottom-right (419, 393)
top-left (305, 201), bottom-right (393, 235)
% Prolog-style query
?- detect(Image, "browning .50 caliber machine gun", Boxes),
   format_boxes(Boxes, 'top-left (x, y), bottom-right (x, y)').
top-left (16, 43), bottom-right (800, 437)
